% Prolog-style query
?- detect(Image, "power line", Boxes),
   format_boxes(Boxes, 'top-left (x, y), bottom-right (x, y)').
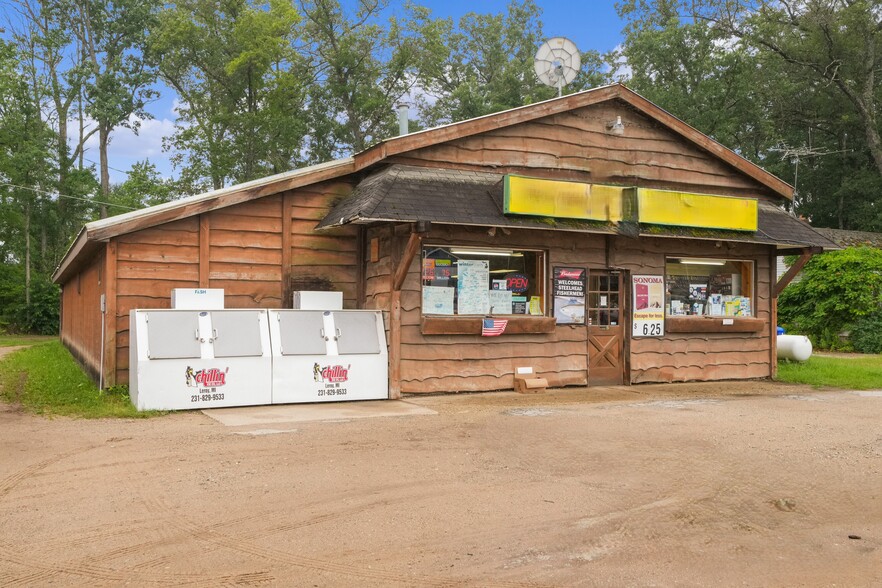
top-left (83, 157), bottom-right (136, 176)
top-left (0, 182), bottom-right (138, 210)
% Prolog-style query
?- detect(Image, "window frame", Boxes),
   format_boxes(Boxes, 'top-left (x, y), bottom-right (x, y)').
top-left (419, 244), bottom-right (548, 317)
top-left (663, 257), bottom-right (756, 318)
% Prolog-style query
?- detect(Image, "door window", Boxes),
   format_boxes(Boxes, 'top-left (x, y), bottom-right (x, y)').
top-left (587, 271), bottom-right (620, 327)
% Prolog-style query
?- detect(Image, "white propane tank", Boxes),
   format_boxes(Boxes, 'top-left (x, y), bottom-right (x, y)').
top-left (777, 334), bottom-right (813, 362)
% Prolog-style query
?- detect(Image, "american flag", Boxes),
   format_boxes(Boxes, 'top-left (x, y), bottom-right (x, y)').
top-left (481, 318), bottom-right (508, 336)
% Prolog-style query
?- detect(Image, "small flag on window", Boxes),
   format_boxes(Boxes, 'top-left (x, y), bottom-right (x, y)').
top-left (482, 318), bottom-right (508, 336)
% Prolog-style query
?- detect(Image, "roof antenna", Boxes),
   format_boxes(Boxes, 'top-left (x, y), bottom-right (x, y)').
top-left (534, 37), bottom-right (581, 97)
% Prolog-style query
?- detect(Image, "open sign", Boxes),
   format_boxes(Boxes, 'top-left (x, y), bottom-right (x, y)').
top-left (505, 273), bottom-right (530, 293)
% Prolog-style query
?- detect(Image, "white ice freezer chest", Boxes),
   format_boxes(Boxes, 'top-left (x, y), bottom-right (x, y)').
top-left (129, 309), bottom-right (273, 410)
top-left (269, 309), bottom-right (388, 403)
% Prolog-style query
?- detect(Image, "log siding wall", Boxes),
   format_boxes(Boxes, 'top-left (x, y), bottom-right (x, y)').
top-left (613, 236), bottom-right (772, 383)
top-left (288, 181), bottom-right (360, 308)
top-left (115, 217), bottom-right (201, 383)
top-left (384, 225), bottom-right (604, 393)
top-left (76, 180), bottom-right (360, 386)
top-left (60, 250), bottom-right (105, 380)
top-left (390, 101), bottom-right (782, 202)
top-left (368, 225), bottom-right (774, 393)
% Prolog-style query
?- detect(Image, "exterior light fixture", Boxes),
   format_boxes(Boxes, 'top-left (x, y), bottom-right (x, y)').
top-left (677, 258), bottom-right (726, 266)
top-left (451, 249), bottom-right (514, 257)
top-left (607, 115), bottom-right (625, 135)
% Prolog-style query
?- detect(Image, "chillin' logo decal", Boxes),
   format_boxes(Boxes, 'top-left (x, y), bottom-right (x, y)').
top-left (313, 363), bottom-right (350, 383)
top-left (185, 366), bottom-right (229, 388)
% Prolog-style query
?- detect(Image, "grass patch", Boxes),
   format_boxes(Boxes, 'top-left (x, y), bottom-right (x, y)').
top-left (0, 334), bottom-right (55, 347)
top-left (0, 341), bottom-right (159, 418)
top-left (777, 354), bottom-right (882, 390)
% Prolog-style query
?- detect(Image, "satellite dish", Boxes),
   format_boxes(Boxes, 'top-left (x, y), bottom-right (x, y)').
top-left (534, 37), bottom-right (581, 97)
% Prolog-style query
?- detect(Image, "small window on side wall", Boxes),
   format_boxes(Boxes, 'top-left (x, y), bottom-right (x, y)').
top-left (665, 258), bottom-right (754, 317)
top-left (420, 246), bottom-right (546, 316)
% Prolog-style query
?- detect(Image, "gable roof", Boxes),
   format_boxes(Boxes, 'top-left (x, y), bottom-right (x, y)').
top-left (53, 83), bottom-right (794, 283)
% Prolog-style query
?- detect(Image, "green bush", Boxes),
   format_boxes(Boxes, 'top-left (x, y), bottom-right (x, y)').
top-left (778, 247), bottom-right (882, 350)
top-left (850, 312), bottom-right (882, 354)
top-left (0, 267), bottom-right (59, 335)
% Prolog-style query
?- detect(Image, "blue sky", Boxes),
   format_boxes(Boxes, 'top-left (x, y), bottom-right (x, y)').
top-left (4, 1), bottom-right (627, 184)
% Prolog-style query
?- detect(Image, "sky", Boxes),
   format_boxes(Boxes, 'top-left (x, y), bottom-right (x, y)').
top-left (42, 1), bottom-right (628, 184)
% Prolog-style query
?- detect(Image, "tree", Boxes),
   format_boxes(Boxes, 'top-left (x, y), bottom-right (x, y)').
top-left (414, 0), bottom-right (609, 128)
top-left (150, 0), bottom-right (305, 190)
top-left (615, 0), bottom-right (882, 232)
top-left (10, 0), bottom-right (98, 259)
top-left (71, 0), bottom-right (160, 216)
top-left (697, 0), bottom-right (882, 178)
top-left (107, 160), bottom-right (177, 215)
top-left (0, 38), bottom-right (61, 331)
top-left (615, 0), bottom-right (770, 156)
top-left (297, 0), bottom-right (425, 161)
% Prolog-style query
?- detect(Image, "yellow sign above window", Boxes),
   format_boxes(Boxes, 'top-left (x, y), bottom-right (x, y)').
top-left (637, 188), bottom-right (758, 231)
top-left (503, 175), bottom-right (625, 222)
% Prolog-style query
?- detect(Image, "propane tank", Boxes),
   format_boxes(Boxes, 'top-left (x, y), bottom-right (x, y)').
top-left (777, 334), bottom-right (813, 362)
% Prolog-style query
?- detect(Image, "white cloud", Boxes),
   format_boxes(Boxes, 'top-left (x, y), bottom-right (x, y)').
top-left (73, 114), bottom-right (176, 183)
top-left (606, 44), bottom-right (632, 82)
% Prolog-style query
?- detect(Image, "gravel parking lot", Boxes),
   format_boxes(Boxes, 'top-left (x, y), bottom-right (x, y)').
top-left (1, 381), bottom-right (880, 587)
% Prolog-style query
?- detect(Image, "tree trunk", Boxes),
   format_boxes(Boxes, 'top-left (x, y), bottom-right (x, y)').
top-left (99, 123), bottom-right (110, 218)
top-left (24, 201), bottom-right (31, 307)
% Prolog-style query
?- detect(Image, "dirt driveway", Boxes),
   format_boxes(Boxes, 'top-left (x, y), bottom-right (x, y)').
top-left (1, 381), bottom-right (880, 587)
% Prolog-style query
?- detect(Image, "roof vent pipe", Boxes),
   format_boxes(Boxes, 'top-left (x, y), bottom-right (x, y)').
top-left (397, 103), bottom-right (409, 136)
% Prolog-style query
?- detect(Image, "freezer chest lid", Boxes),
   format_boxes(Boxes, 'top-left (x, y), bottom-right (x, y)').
top-left (211, 311), bottom-right (264, 357)
top-left (279, 311), bottom-right (328, 355)
top-left (334, 312), bottom-right (381, 355)
top-left (146, 312), bottom-right (202, 359)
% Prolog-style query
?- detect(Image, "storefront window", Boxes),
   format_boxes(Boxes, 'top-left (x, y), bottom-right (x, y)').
top-left (421, 246), bottom-right (545, 316)
top-left (665, 258), bottom-right (754, 317)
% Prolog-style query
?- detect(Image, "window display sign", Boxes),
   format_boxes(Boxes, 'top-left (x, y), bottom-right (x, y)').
top-left (632, 275), bottom-right (665, 337)
top-left (488, 289), bottom-right (513, 314)
top-left (553, 267), bottom-right (586, 324)
top-left (456, 259), bottom-right (490, 315)
top-left (422, 286), bottom-right (454, 315)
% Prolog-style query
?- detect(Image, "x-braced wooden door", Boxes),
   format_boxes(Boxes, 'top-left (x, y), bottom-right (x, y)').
top-left (587, 270), bottom-right (625, 386)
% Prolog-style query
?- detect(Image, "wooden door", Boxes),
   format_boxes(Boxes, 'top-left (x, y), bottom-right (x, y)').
top-left (587, 270), bottom-right (625, 386)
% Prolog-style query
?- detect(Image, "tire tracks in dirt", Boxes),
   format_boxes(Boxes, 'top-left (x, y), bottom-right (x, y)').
top-left (0, 444), bottom-right (98, 500)
top-left (129, 483), bottom-right (549, 588)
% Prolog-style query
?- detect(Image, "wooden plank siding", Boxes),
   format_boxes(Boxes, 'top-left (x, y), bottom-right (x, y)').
top-left (105, 181), bottom-right (359, 385)
top-left (59, 249), bottom-right (105, 381)
top-left (208, 196), bottom-right (283, 308)
top-left (389, 101), bottom-right (782, 202)
top-left (114, 217), bottom-right (200, 382)
top-left (613, 236), bottom-right (773, 383)
top-left (383, 225), bottom-right (603, 393)
top-left (369, 223), bottom-right (774, 393)
top-left (288, 180), bottom-right (360, 308)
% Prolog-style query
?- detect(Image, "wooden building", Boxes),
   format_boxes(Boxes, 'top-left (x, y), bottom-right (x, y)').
top-left (53, 84), bottom-right (837, 394)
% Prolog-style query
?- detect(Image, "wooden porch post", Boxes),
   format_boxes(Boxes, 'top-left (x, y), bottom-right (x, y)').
top-left (389, 228), bottom-right (426, 399)
top-left (769, 249), bottom-right (778, 379)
